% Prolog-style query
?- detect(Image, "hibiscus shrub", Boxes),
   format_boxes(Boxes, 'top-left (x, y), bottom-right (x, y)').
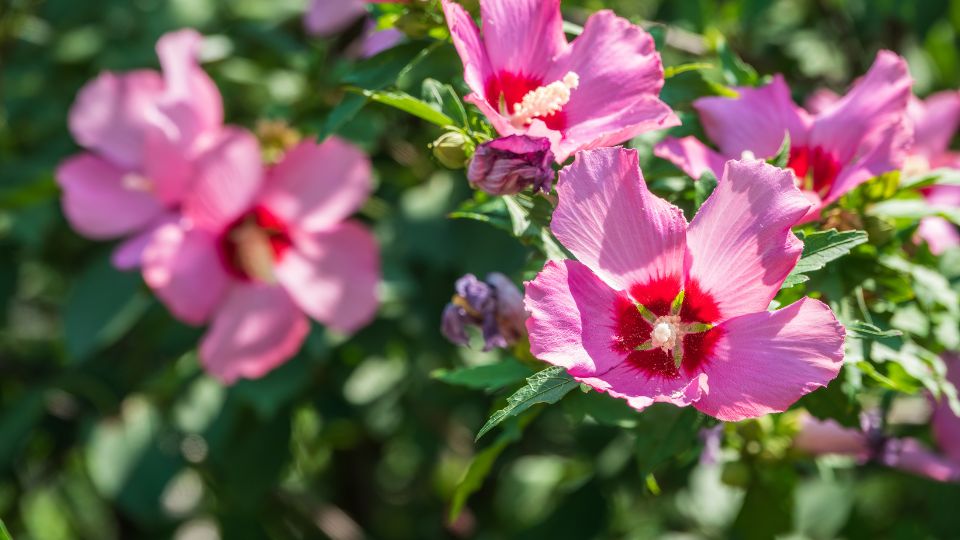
top-left (2, 0), bottom-right (960, 538)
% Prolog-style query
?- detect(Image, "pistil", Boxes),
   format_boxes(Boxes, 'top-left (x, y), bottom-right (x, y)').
top-left (507, 72), bottom-right (580, 128)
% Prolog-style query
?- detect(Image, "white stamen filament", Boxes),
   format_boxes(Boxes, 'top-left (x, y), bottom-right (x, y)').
top-left (122, 173), bottom-right (154, 192)
top-left (232, 221), bottom-right (277, 284)
top-left (649, 316), bottom-right (681, 352)
top-left (509, 72), bottom-right (580, 128)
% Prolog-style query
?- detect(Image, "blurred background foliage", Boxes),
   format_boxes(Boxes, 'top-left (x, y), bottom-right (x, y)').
top-left (2, 0), bottom-right (960, 538)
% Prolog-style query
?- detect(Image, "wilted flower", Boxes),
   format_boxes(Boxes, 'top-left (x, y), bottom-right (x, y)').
top-left (442, 0), bottom-right (678, 162)
top-left (442, 273), bottom-right (526, 350)
top-left (56, 29), bottom-right (224, 269)
top-left (142, 134), bottom-right (380, 383)
top-left (655, 51), bottom-right (913, 221)
top-left (467, 135), bottom-right (555, 195)
top-left (525, 148), bottom-right (845, 421)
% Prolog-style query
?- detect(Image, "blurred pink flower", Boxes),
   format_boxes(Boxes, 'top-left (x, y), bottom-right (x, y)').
top-left (795, 406), bottom-right (960, 483)
top-left (57, 29), bottom-right (224, 269)
top-left (441, 0), bottom-right (679, 163)
top-left (524, 148), bottom-right (844, 421)
top-left (305, 0), bottom-right (403, 37)
top-left (932, 355), bottom-right (960, 464)
top-left (142, 134), bottom-right (380, 383)
top-left (656, 51), bottom-right (912, 221)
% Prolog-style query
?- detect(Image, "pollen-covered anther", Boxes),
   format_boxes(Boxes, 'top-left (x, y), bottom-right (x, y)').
top-left (231, 220), bottom-right (278, 284)
top-left (509, 72), bottom-right (580, 128)
top-left (650, 315), bottom-right (681, 352)
top-left (122, 173), bottom-right (154, 192)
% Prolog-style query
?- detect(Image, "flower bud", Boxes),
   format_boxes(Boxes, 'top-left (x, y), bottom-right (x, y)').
top-left (467, 135), bottom-right (555, 195)
top-left (441, 272), bottom-right (527, 350)
top-left (431, 131), bottom-right (473, 169)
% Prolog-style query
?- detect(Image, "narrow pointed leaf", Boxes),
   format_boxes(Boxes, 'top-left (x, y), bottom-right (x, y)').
top-left (475, 366), bottom-right (579, 441)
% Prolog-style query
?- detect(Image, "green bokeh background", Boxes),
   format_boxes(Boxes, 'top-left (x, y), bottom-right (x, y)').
top-left (2, 0), bottom-right (960, 538)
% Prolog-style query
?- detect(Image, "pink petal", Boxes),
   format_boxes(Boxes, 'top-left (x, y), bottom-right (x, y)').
top-left (909, 91), bottom-right (960, 159)
top-left (932, 355), bottom-right (960, 463)
top-left (141, 128), bottom-right (195, 207)
top-left (824, 119), bottom-right (910, 205)
top-left (305, 0), bottom-right (368, 36)
top-left (918, 217), bottom-right (960, 255)
top-left (111, 213), bottom-right (178, 270)
top-left (925, 184), bottom-right (960, 207)
top-left (804, 88), bottom-right (841, 115)
top-left (693, 298), bottom-right (845, 422)
top-left (654, 136), bottom-right (726, 180)
top-left (155, 29), bottom-right (224, 150)
top-left (259, 138), bottom-right (372, 233)
top-left (275, 221), bottom-right (380, 334)
top-left (685, 159), bottom-right (811, 320)
top-left (360, 27), bottom-right (405, 58)
top-left (441, 0), bottom-right (494, 98)
top-left (547, 10), bottom-right (679, 161)
top-left (524, 259), bottom-right (705, 409)
top-left (142, 221), bottom-right (230, 325)
top-left (694, 75), bottom-right (811, 159)
top-left (552, 147), bottom-right (687, 293)
top-left (793, 414), bottom-right (869, 458)
top-left (200, 283), bottom-right (310, 384)
top-left (68, 70), bottom-right (165, 169)
top-left (56, 153), bottom-right (165, 239)
top-left (886, 438), bottom-right (960, 483)
top-left (479, 0), bottom-right (566, 80)
top-left (181, 127), bottom-right (263, 232)
top-left (809, 51), bottom-right (912, 165)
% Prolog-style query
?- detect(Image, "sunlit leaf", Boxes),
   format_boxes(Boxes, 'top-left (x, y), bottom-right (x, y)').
top-left (476, 366), bottom-right (579, 441)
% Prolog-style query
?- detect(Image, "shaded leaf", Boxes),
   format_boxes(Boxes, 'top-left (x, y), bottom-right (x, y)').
top-left (432, 358), bottom-right (535, 391)
top-left (846, 321), bottom-right (903, 340)
top-left (782, 229), bottom-right (869, 288)
top-left (475, 366), bottom-right (579, 441)
top-left (349, 87), bottom-right (455, 127)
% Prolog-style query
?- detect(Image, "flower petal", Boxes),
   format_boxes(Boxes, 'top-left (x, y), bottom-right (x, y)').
top-left (654, 136), bottom-right (726, 180)
top-left (824, 119), bottom-right (910, 205)
top-left (111, 213), bottom-right (178, 270)
top-left (809, 50), bottom-right (912, 164)
top-left (200, 283), bottom-right (310, 384)
top-left (155, 29), bottom-right (224, 149)
top-left (442, 0), bottom-right (494, 98)
top-left (793, 414), bottom-right (869, 458)
top-left (693, 298), bottom-right (844, 422)
top-left (56, 153), bottom-right (165, 239)
top-left (305, 0), bottom-right (368, 36)
top-left (685, 159), bottom-right (811, 320)
top-left (547, 10), bottom-right (679, 161)
top-left (68, 70), bottom-right (165, 168)
top-left (259, 138), bottom-right (372, 232)
top-left (884, 438), bottom-right (960, 483)
top-left (181, 127), bottom-right (263, 232)
top-left (932, 355), bottom-right (960, 463)
top-left (909, 91), bottom-right (960, 159)
top-left (525, 259), bottom-right (705, 409)
top-left (142, 221), bottom-right (230, 325)
top-left (695, 75), bottom-right (811, 158)
top-left (917, 217), bottom-right (960, 255)
top-left (552, 147), bottom-right (687, 293)
top-left (275, 221), bottom-right (380, 334)
top-left (478, 0), bottom-right (566, 79)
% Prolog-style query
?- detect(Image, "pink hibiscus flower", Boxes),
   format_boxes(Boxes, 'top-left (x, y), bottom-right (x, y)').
top-left (932, 355), bottom-right (960, 466)
top-left (141, 133), bottom-right (380, 383)
top-left (56, 29), bottom-right (224, 269)
top-left (524, 147), bottom-right (845, 421)
top-left (441, 0), bottom-right (679, 163)
top-left (655, 51), bottom-right (912, 221)
top-left (305, 0), bottom-right (403, 37)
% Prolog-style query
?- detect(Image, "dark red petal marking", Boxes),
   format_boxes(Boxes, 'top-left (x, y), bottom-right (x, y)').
top-left (216, 205), bottom-right (293, 281)
top-left (484, 71), bottom-right (567, 131)
top-left (612, 277), bottom-right (723, 380)
top-left (788, 145), bottom-right (841, 197)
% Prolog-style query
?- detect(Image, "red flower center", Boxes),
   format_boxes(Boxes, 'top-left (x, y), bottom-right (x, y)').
top-left (788, 146), bottom-right (841, 198)
top-left (612, 276), bottom-right (724, 379)
top-left (217, 206), bottom-right (293, 282)
top-left (484, 71), bottom-right (569, 131)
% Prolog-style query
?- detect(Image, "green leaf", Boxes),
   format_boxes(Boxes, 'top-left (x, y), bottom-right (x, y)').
top-left (664, 62), bottom-right (715, 79)
top-left (694, 170), bottom-right (718, 210)
top-left (846, 321), bottom-right (903, 340)
top-left (422, 78), bottom-right (469, 127)
top-left (63, 254), bottom-right (152, 363)
top-left (781, 229), bottom-right (869, 288)
top-left (767, 132), bottom-right (791, 169)
top-left (870, 198), bottom-right (960, 224)
top-left (0, 518), bottom-right (11, 540)
top-left (341, 40), bottom-right (435, 90)
top-left (349, 88), bottom-right (455, 127)
top-left (432, 358), bottom-right (535, 391)
top-left (475, 366), bottom-right (579, 441)
top-left (562, 21), bottom-right (584, 36)
top-left (635, 407), bottom-right (704, 475)
top-left (716, 38), bottom-right (760, 86)
top-left (503, 195), bottom-right (533, 237)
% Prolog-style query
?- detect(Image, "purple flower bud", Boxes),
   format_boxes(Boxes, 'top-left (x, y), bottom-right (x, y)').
top-left (467, 135), bottom-right (555, 195)
top-left (441, 272), bottom-right (528, 350)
